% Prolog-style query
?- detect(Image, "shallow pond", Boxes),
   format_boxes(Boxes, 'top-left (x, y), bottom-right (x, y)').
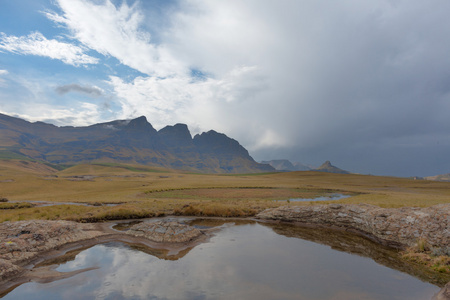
top-left (2, 220), bottom-right (440, 300)
top-left (286, 193), bottom-right (352, 202)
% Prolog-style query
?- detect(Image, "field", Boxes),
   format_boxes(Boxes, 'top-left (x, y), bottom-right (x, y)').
top-left (1, 160), bottom-right (450, 223)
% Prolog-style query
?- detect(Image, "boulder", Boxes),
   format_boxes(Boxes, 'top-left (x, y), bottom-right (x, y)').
top-left (126, 221), bottom-right (203, 243)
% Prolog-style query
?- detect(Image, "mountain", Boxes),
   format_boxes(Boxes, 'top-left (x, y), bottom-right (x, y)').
top-left (0, 113), bottom-right (274, 174)
top-left (261, 159), bottom-right (311, 171)
top-left (424, 173), bottom-right (450, 182)
top-left (292, 162), bottom-right (312, 171)
top-left (314, 161), bottom-right (350, 174)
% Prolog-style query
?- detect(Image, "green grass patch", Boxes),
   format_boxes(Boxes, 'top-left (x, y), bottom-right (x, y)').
top-left (92, 163), bottom-right (167, 173)
top-left (0, 150), bottom-right (32, 160)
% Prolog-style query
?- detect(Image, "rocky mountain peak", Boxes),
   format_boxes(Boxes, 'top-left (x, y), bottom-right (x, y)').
top-left (320, 161), bottom-right (333, 168)
top-left (0, 113), bottom-right (274, 174)
top-left (124, 116), bottom-right (157, 135)
top-left (316, 161), bottom-right (350, 174)
top-left (158, 123), bottom-right (193, 148)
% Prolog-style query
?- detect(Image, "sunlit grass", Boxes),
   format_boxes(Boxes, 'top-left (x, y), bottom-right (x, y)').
top-left (1, 160), bottom-right (449, 222)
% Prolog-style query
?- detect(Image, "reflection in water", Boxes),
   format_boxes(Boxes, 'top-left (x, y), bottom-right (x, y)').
top-left (262, 222), bottom-right (450, 287)
top-left (281, 193), bottom-right (352, 202)
top-left (3, 223), bottom-right (440, 300)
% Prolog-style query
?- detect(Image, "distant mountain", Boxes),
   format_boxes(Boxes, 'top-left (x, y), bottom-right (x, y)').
top-left (314, 161), bottom-right (350, 174)
top-left (424, 173), bottom-right (450, 182)
top-left (261, 159), bottom-right (311, 171)
top-left (0, 113), bottom-right (274, 174)
top-left (292, 161), bottom-right (313, 171)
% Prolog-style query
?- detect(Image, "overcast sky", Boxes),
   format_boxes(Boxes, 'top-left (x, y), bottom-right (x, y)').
top-left (1, 0), bottom-right (450, 177)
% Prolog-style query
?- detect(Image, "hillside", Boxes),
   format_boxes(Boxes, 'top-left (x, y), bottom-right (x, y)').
top-left (314, 161), bottom-right (350, 174)
top-left (0, 113), bottom-right (274, 174)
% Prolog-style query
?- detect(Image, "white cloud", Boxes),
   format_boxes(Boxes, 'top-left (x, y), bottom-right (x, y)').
top-left (109, 65), bottom-right (269, 135)
top-left (0, 69), bottom-right (8, 86)
top-left (46, 0), bottom-right (185, 77)
top-left (0, 32), bottom-right (98, 66)
top-left (1, 102), bottom-right (104, 127)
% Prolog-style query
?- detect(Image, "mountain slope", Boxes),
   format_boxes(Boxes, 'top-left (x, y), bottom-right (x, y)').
top-left (314, 161), bottom-right (350, 174)
top-left (0, 113), bottom-right (274, 174)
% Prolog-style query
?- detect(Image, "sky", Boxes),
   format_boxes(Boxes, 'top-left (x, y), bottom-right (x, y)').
top-left (1, 0), bottom-right (450, 177)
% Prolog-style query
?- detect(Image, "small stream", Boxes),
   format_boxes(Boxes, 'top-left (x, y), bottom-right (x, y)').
top-left (286, 193), bottom-right (352, 202)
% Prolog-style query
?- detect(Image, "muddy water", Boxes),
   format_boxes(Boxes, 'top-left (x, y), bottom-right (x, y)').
top-left (2, 221), bottom-right (440, 300)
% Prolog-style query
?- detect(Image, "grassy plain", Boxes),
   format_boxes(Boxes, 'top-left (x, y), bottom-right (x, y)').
top-left (1, 159), bottom-right (450, 223)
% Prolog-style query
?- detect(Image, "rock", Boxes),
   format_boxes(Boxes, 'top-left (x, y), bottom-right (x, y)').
top-left (256, 204), bottom-right (450, 250)
top-left (126, 221), bottom-right (203, 243)
top-left (0, 220), bottom-right (104, 280)
top-left (433, 282), bottom-right (450, 300)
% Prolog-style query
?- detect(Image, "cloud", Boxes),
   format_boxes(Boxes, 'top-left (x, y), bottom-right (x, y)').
top-left (1, 102), bottom-right (105, 127)
top-left (0, 69), bottom-right (8, 86)
top-left (0, 31), bottom-right (98, 66)
top-left (155, 0), bottom-right (450, 176)
top-left (55, 83), bottom-right (103, 97)
top-left (109, 65), bottom-right (268, 131)
top-left (45, 0), bottom-right (185, 77)
top-left (0, 74), bottom-right (112, 127)
top-left (3, 0), bottom-right (450, 176)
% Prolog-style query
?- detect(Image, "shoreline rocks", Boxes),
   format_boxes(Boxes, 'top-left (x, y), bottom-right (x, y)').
top-left (0, 220), bottom-right (104, 281)
top-left (256, 203), bottom-right (450, 250)
top-left (0, 219), bottom-right (207, 289)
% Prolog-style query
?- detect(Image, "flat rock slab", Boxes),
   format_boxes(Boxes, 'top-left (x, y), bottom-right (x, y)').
top-left (257, 203), bottom-right (450, 250)
top-left (0, 220), bottom-right (104, 281)
top-left (126, 221), bottom-right (203, 243)
top-left (0, 219), bottom-right (205, 284)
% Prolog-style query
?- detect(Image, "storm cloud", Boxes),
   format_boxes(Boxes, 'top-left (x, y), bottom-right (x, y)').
top-left (55, 84), bottom-right (103, 97)
top-left (1, 0), bottom-right (450, 177)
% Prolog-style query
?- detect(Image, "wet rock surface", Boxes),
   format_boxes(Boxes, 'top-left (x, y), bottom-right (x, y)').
top-left (257, 203), bottom-right (450, 250)
top-left (0, 219), bottom-right (207, 287)
top-left (0, 220), bottom-right (104, 281)
top-left (126, 221), bottom-right (203, 243)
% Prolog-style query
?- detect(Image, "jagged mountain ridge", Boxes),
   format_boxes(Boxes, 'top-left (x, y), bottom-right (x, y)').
top-left (0, 113), bottom-right (274, 173)
top-left (261, 159), bottom-right (312, 171)
top-left (262, 159), bottom-right (350, 174)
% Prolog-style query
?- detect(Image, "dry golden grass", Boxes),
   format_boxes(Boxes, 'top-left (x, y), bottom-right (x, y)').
top-left (1, 160), bottom-right (449, 222)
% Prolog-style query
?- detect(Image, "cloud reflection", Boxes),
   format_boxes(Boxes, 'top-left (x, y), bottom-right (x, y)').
top-left (4, 224), bottom-right (439, 300)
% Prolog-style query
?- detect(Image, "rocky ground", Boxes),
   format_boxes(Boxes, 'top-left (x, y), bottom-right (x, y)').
top-left (0, 220), bottom-right (104, 281)
top-left (126, 221), bottom-right (203, 243)
top-left (0, 219), bottom-right (207, 293)
top-left (256, 203), bottom-right (450, 250)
